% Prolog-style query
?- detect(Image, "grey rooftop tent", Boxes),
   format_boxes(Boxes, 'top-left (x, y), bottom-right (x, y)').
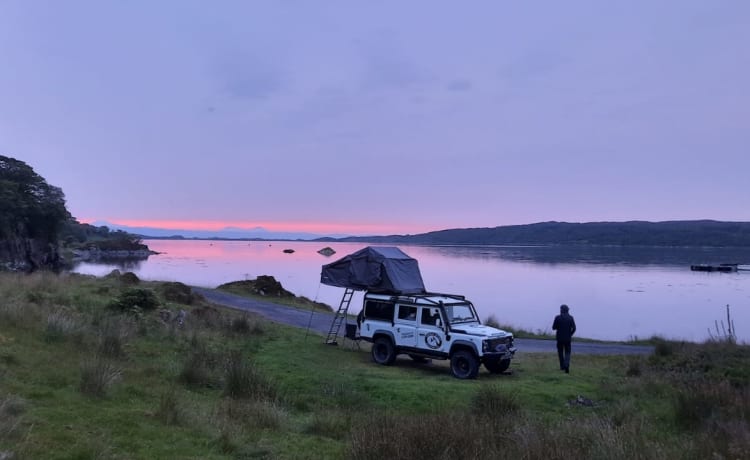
top-left (320, 246), bottom-right (426, 294)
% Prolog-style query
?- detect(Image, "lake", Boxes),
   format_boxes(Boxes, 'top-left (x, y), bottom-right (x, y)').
top-left (72, 240), bottom-right (750, 343)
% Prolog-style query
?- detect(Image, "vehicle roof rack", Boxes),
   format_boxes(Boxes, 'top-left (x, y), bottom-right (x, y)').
top-left (369, 291), bottom-right (469, 306)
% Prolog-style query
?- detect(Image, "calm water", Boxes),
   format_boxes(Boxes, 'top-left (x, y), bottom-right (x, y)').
top-left (72, 240), bottom-right (750, 343)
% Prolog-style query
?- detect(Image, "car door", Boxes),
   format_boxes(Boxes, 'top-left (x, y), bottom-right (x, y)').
top-left (393, 304), bottom-right (417, 347)
top-left (416, 307), bottom-right (448, 354)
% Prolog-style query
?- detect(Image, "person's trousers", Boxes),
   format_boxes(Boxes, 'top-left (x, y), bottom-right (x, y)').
top-left (557, 340), bottom-right (571, 371)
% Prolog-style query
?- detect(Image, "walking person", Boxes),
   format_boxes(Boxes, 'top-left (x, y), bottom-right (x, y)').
top-left (552, 304), bottom-right (576, 373)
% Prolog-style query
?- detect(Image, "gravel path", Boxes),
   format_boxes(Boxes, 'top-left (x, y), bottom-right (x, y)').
top-left (193, 287), bottom-right (654, 355)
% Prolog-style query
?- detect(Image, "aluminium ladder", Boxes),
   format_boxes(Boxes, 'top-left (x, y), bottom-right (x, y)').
top-left (325, 288), bottom-right (355, 345)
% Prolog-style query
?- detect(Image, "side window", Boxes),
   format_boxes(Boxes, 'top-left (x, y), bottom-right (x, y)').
top-left (420, 308), bottom-right (442, 327)
top-left (397, 305), bottom-right (417, 321)
top-left (365, 300), bottom-right (394, 321)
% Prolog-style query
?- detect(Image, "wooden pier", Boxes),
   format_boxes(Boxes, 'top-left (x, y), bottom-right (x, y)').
top-left (690, 264), bottom-right (738, 273)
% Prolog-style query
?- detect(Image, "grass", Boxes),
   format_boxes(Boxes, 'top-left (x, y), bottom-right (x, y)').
top-left (0, 271), bottom-right (748, 459)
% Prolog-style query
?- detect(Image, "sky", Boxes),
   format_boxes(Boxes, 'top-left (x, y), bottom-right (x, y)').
top-left (1, 1), bottom-right (748, 236)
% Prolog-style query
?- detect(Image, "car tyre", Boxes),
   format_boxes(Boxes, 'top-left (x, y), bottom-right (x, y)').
top-left (372, 337), bottom-right (396, 365)
top-left (450, 350), bottom-right (479, 379)
top-left (484, 358), bottom-right (511, 374)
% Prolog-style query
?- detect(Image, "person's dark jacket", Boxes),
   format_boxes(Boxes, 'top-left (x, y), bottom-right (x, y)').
top-left (552, 313), bottom-right (576, 342)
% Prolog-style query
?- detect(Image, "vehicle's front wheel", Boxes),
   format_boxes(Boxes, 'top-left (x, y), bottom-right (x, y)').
top-left (450, 350), bottom-right (479, 379)
top-left (371, 337), bottom-right (396, 365)
top-left (484, 358), bottom-right (511, 374)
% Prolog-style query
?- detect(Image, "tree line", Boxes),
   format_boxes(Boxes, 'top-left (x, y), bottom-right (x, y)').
top-left (1, 155), bottom-right (145, 270)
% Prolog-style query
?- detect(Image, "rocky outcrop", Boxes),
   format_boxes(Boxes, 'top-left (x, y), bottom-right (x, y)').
top-left (0, 237), bottom-right (61, 271)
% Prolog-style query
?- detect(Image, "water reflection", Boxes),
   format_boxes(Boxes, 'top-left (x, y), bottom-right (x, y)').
top-left (72, 257), bottom-right (146, 272)
top-left (72, 240), bottom-right (750, 343)
top-left (424, 244), bottom-right (750, 267)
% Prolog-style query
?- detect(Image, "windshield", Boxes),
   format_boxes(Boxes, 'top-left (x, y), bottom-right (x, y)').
top-left (444, 303), bottom-right (478, 324)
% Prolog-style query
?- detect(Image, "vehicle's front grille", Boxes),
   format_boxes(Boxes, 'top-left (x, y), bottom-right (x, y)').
top-left (485, 336), bottom-right (513, 353)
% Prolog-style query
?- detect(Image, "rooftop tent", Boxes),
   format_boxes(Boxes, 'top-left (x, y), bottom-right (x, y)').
top-left (320, 246), bottom-right (426, 294)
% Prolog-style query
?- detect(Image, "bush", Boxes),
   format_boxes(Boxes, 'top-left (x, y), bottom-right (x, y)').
top-left (108, 288), bottom-right (160, 312)
top-left (227, 315), bottom-right (264, 336)
top-left (470, 385), bottom-right (520, 420)
top-left (222, 351), bottom-right (276, 400)
top-left (215, 399), bottom-right (285, 431)
top-left (119, 272), bottom-right (140, 285)
top-left (304, 409), bottom-right (352, 440)
top-left (0, 394), bottom-right (25, 441)
top-left (159, 282), bottom-right (196, 305)
top-left (79, 355), bottom-right (121, 397)
top-left (44, 310), bottom-right (82, 343)
top-left (97, 316), bottom-right (133, 358)
top-left (179, 337), bottom-right (221, 388)
top-left (484, 314), bottom-right (501, 329)
top-left (155, 388), bottom-right (182, 426)
top-left (625, 357), bottom-right (643, 377)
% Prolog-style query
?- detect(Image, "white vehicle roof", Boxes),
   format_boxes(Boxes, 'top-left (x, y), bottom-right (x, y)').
top-left (364, 291), bottom-right (471, 306)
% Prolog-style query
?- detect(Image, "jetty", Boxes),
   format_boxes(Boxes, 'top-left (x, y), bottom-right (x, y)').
top-left (690, 264), bottom-right (738, 273)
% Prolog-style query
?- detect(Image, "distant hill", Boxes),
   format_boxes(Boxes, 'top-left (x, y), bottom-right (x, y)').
top-left (91, 221), bottom-right (346, 241)
top-left (317, 221), bottom-right (750, 247)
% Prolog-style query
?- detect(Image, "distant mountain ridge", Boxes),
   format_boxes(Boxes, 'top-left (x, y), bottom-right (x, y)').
top-left (90, 221), bottom-right (345, 241)
top-left (317, 220), bottom-right (750, 247)
top-left (95, 220), bottom-right (750, 247)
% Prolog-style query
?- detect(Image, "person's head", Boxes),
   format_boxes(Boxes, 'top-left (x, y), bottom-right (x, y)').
top-left (560, 304), bottom-right (569, 314)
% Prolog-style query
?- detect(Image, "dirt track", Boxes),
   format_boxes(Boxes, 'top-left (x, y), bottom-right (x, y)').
top-left (193, 287), bottom-right (654, 355)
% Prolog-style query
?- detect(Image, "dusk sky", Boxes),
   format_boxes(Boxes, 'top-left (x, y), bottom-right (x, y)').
top-left (1, 1), bottom-right (748, 236)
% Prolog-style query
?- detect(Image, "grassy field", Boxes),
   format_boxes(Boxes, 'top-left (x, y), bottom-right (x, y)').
top-left (1, 272), bottom-right (749, 459)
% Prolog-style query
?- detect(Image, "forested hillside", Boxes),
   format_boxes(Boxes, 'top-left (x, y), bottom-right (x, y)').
top-left (1, 155), bottom-right (148, 270)
top-left (326, 220), bottom-right (750, 247)
top-left (0, 155), bottom-right (70, 269)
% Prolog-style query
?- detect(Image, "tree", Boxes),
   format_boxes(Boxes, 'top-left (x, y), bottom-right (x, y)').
top-left (0, 156), bottom-right (71, 268)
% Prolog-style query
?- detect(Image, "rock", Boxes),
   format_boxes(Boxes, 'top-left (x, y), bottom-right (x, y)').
top-left (568, 395), bottom-right (595, 407)
top-left (159, 281), bottom-right (196, 304)
top-left (283, 249), bottom-right (295, 254)
top-left (120, 272), bottom-right (140, 285)
top-left (317, 247), bottom-right (336, 256)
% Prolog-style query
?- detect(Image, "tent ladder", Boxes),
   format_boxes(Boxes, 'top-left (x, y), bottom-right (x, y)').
top-left (325, 288), bottom-right (355, 345)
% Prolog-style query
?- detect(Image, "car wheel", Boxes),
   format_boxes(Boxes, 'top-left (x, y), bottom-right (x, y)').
top-left (450, 350), bottom-right (479, 379)
top-left (371, 337), bottom-right (396, 365)
top-left (484, 358), bottom-right (511, 374)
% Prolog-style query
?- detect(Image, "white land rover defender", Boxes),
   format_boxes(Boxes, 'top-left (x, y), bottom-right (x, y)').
top-left (357, 292), bottom-right (516, 379)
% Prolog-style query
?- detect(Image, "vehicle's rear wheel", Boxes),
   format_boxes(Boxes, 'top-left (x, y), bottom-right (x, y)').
top-left (484, 358), bottom-right (511, 374)
top-left (408, 354), bottom-right (430, 363)
top-left (371, 337), bottom-right (396, 365)
top-left (450, 350), bottom-right (479, 379)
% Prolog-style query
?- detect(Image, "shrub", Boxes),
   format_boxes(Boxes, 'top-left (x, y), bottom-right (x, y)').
top-left (349, 411), bottom-right (489, 460)
top-left (227, 315), bottom-right (264, 336)
top-left (625, 357), bottom-right (643, 377)
top-left (44, 310), bottom-right (82, 343)
top-left (304, 409), bottom-right (352, 440)
top-left (222, 351), bottom-right (276, 400)
top-left (97, 316), bottom-right (133, 358)
top-left (484, 314), bottom-right (501, 328)
top-left (155, 388), bottom-right (182, 426)
top-left (0, 394), bottom-right (25, 441)
top-left (653, 338), bottom-right (675, 357)
top-left (159, 282), bottom-right (196, 305)
top-left (470, 385), bottom-right (520, 420)
top-left (79, 355), bottom-right (121, 397)
top-left (108, 288), bottom-right (160, 312)
top-left (215, 399), bottom-right (285, 431)
top-left (179, 337), bottom-right (221, 388)
top-left (119, 272), bottom-right (140, 285)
